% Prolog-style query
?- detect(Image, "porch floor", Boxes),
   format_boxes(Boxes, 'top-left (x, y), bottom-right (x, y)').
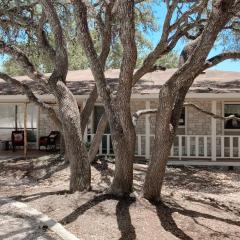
top-left (168, 159), bottom-right (240, 166)
top-left (1, 150), bottom-right (239, 167)
top-left (134, 156), bottom-right (240, 166)
top-left (0, 150), bottom-right (58, 162)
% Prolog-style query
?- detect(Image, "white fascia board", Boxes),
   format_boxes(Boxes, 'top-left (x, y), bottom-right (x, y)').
top-left (130, 93), bottom-right (240, 100)
top-left (186, 93), bottom-right (240, 99)
top-left (0, 92), bottom-right (240, 103)
top-left (0, 95), bottom-right (28, 102)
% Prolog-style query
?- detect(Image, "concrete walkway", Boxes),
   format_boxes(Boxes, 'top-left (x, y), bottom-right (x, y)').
top-left (0, 198), bottom-right (79, 240)
top-left (0, 201), bottom-right (61, 240)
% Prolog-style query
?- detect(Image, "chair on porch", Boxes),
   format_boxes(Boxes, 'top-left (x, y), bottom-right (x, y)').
top-left (11, 130), bottom-right (24, 152)
top-left (39, 131), bottom-right (60, 151)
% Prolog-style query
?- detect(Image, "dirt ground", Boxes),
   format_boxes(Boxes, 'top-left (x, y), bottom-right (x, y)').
top-left (0, 154), bottom-right (240, 240)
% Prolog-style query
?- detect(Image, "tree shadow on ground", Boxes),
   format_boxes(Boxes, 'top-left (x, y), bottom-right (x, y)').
top-left (164, 166), bottom-right (239, 194)
top-left (154, 199), bottom-right (240, 240)
top-left (60, 194), bottom-right (117, 225)
top-left (155, 201), bottom-right (193, 240)
top-left (60, 193), bottom-right (137, 239)
top-left (0, 154), bottom-right (68, 185)
top-left (25, 156), bottom-right (68, 181)
top-left (184, 195), bottom-right (240, 215)
top-left (11, 190), bottom-right (70, 203)
top-left (133, 165), bottom-right (239, 195)
top-left (116, 197), bottom-right (136, 240)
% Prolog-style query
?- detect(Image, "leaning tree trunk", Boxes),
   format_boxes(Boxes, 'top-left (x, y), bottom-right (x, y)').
top-left (109, 105), bottom-right (136, 196)
top-left (143, 83), bottom-right (194, 201)
top-left (143, 88), bottom-right (175, 201)
top-left (88, 113), bottom-right (108, 163)
top-left (55, 82), bottom-right (91, 192)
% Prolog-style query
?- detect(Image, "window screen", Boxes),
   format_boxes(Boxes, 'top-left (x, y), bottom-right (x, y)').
top-left (0, 104), bottom-right (38, 141)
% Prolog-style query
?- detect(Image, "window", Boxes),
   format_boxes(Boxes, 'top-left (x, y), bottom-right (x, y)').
top-left (179, 108), bottom-right (185, 126)
top-left (0, 104), bottom-right (38, 141)
top-left (93, 105), bottom-right (113, 154)
top-left (224, 104), bottom-right (240, 129)
top-left (93, 106), bottom-right (110, 133)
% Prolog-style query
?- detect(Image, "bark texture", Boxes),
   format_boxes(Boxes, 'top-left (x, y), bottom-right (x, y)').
top-left (73, 0), bottom-right (137, 196)
top-left (88, 113), bottom-right (108, 163)
top-left (143, 0), bottom-right (237, 201)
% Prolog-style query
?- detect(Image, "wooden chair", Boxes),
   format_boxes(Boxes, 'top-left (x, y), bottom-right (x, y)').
top-left (11, 131), bottom-right (24, 152)
top-left (39, 131), bottom-right (60, 151)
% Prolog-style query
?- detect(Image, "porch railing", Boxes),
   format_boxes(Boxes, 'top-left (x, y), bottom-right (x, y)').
top-left (85, 134), bottom-right (240, 160)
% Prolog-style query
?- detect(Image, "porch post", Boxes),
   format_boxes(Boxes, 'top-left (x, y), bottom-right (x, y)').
top-left (82, 99), bottom-right (88, 142)
top-left (24, 103), bottom-right (28, 159)
top-left (36, 106), bottom-right (40, 150)
top-left (211, 100), bottom-right (217, 161)
top-left (145, 100), bottom-right (151, 159)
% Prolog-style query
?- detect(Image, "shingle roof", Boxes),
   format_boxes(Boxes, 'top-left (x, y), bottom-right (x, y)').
top-left (1, 69), bottom-right (240, 96)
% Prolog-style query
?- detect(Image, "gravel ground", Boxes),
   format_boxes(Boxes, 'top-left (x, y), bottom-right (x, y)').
top-left (0, 155), bottom-right (240, 240)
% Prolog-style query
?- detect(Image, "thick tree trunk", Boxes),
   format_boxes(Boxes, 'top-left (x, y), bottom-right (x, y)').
top-left (143, 84), bottom-right (190, 202)
top-left (110, 107), bottom-right (136, 196)
top-left (143, 88), bottom-right (175, 201)
top-left (55, 82), bottom-right (91, 192)
top-left (110, 131), bottom-right (135, 196)
top-left (88, 113), bottom-right (108, 163)
top-left (65, 132), bottom-right (91, 192)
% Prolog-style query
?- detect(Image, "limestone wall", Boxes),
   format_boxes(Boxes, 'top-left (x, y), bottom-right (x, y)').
top-left (37, 99), bottom-right (224, 140)
top-left (186, 99), bottom-right (223, 135)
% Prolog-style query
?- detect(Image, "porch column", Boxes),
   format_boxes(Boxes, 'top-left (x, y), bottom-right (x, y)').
top-left (24, 103), bottom-right (28, 159)
top-left (82, 99), bottom-right (88, 142)
top-left (145, 100), bottom-right (151, 159)
top-left (211, 100), bottom-right (217, 161)
top-left (36, 106), bottom-right (40, 150)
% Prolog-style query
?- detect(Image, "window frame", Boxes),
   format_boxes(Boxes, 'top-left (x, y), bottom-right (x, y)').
top-left (0, 103), bottom-right (38, 142)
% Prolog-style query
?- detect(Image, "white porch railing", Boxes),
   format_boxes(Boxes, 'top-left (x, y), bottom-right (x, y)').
top-left (85, 134), bottom-right (240, 160)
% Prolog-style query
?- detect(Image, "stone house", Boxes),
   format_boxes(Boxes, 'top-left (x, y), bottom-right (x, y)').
top-left (1, 69), bottom-right (240, 166)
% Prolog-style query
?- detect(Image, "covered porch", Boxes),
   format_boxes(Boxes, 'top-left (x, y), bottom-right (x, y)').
top-left (85, 98), bottom-right (240, 166)
top-left (85, 133), bottom-right (240, 165)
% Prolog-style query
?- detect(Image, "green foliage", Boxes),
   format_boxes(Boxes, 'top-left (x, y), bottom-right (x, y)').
top-left (1, 58), bottom-right (25, 76)
top-left (2, 39), bottom-right (179, 76)
top-left (156, 52), bottom-right (179, 68)
top-left (1, 0), bottom-right (178, 76)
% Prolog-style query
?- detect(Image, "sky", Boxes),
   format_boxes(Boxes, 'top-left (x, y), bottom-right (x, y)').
top-left (148, 30), bottom-right (240, 72)
top-left (0, 2), bottom-right (239, 72)
top-left (145, 2), bottom-right (240, 72)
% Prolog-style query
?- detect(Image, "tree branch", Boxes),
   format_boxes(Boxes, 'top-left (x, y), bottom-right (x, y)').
top-left (39, 0), bottom-right (68, 85)
top-left (166, 1), bottom-right (237, 94)
top-left (132, 1), bottom-right (209, 84)
top-left (37, 12), bottom-right (56, 61)
top-left (184, 103), bottom-right (240, 122)
top-left (132, 109), bottom-right (157, 126)
top-left (81, 1), bottom-right (114, 133)
top-left (88, 113), bottom-right (108, 163)
top-left (73, 0), bottom-right (112, 113)
top-left (132, 102), bottom-right (240, 127)
top-left (117, 0), bottom-right (137, 91)
top-left (202, 51), bottom-right (240, 70)
top-left (0, 40), bottom-right (47, 84)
